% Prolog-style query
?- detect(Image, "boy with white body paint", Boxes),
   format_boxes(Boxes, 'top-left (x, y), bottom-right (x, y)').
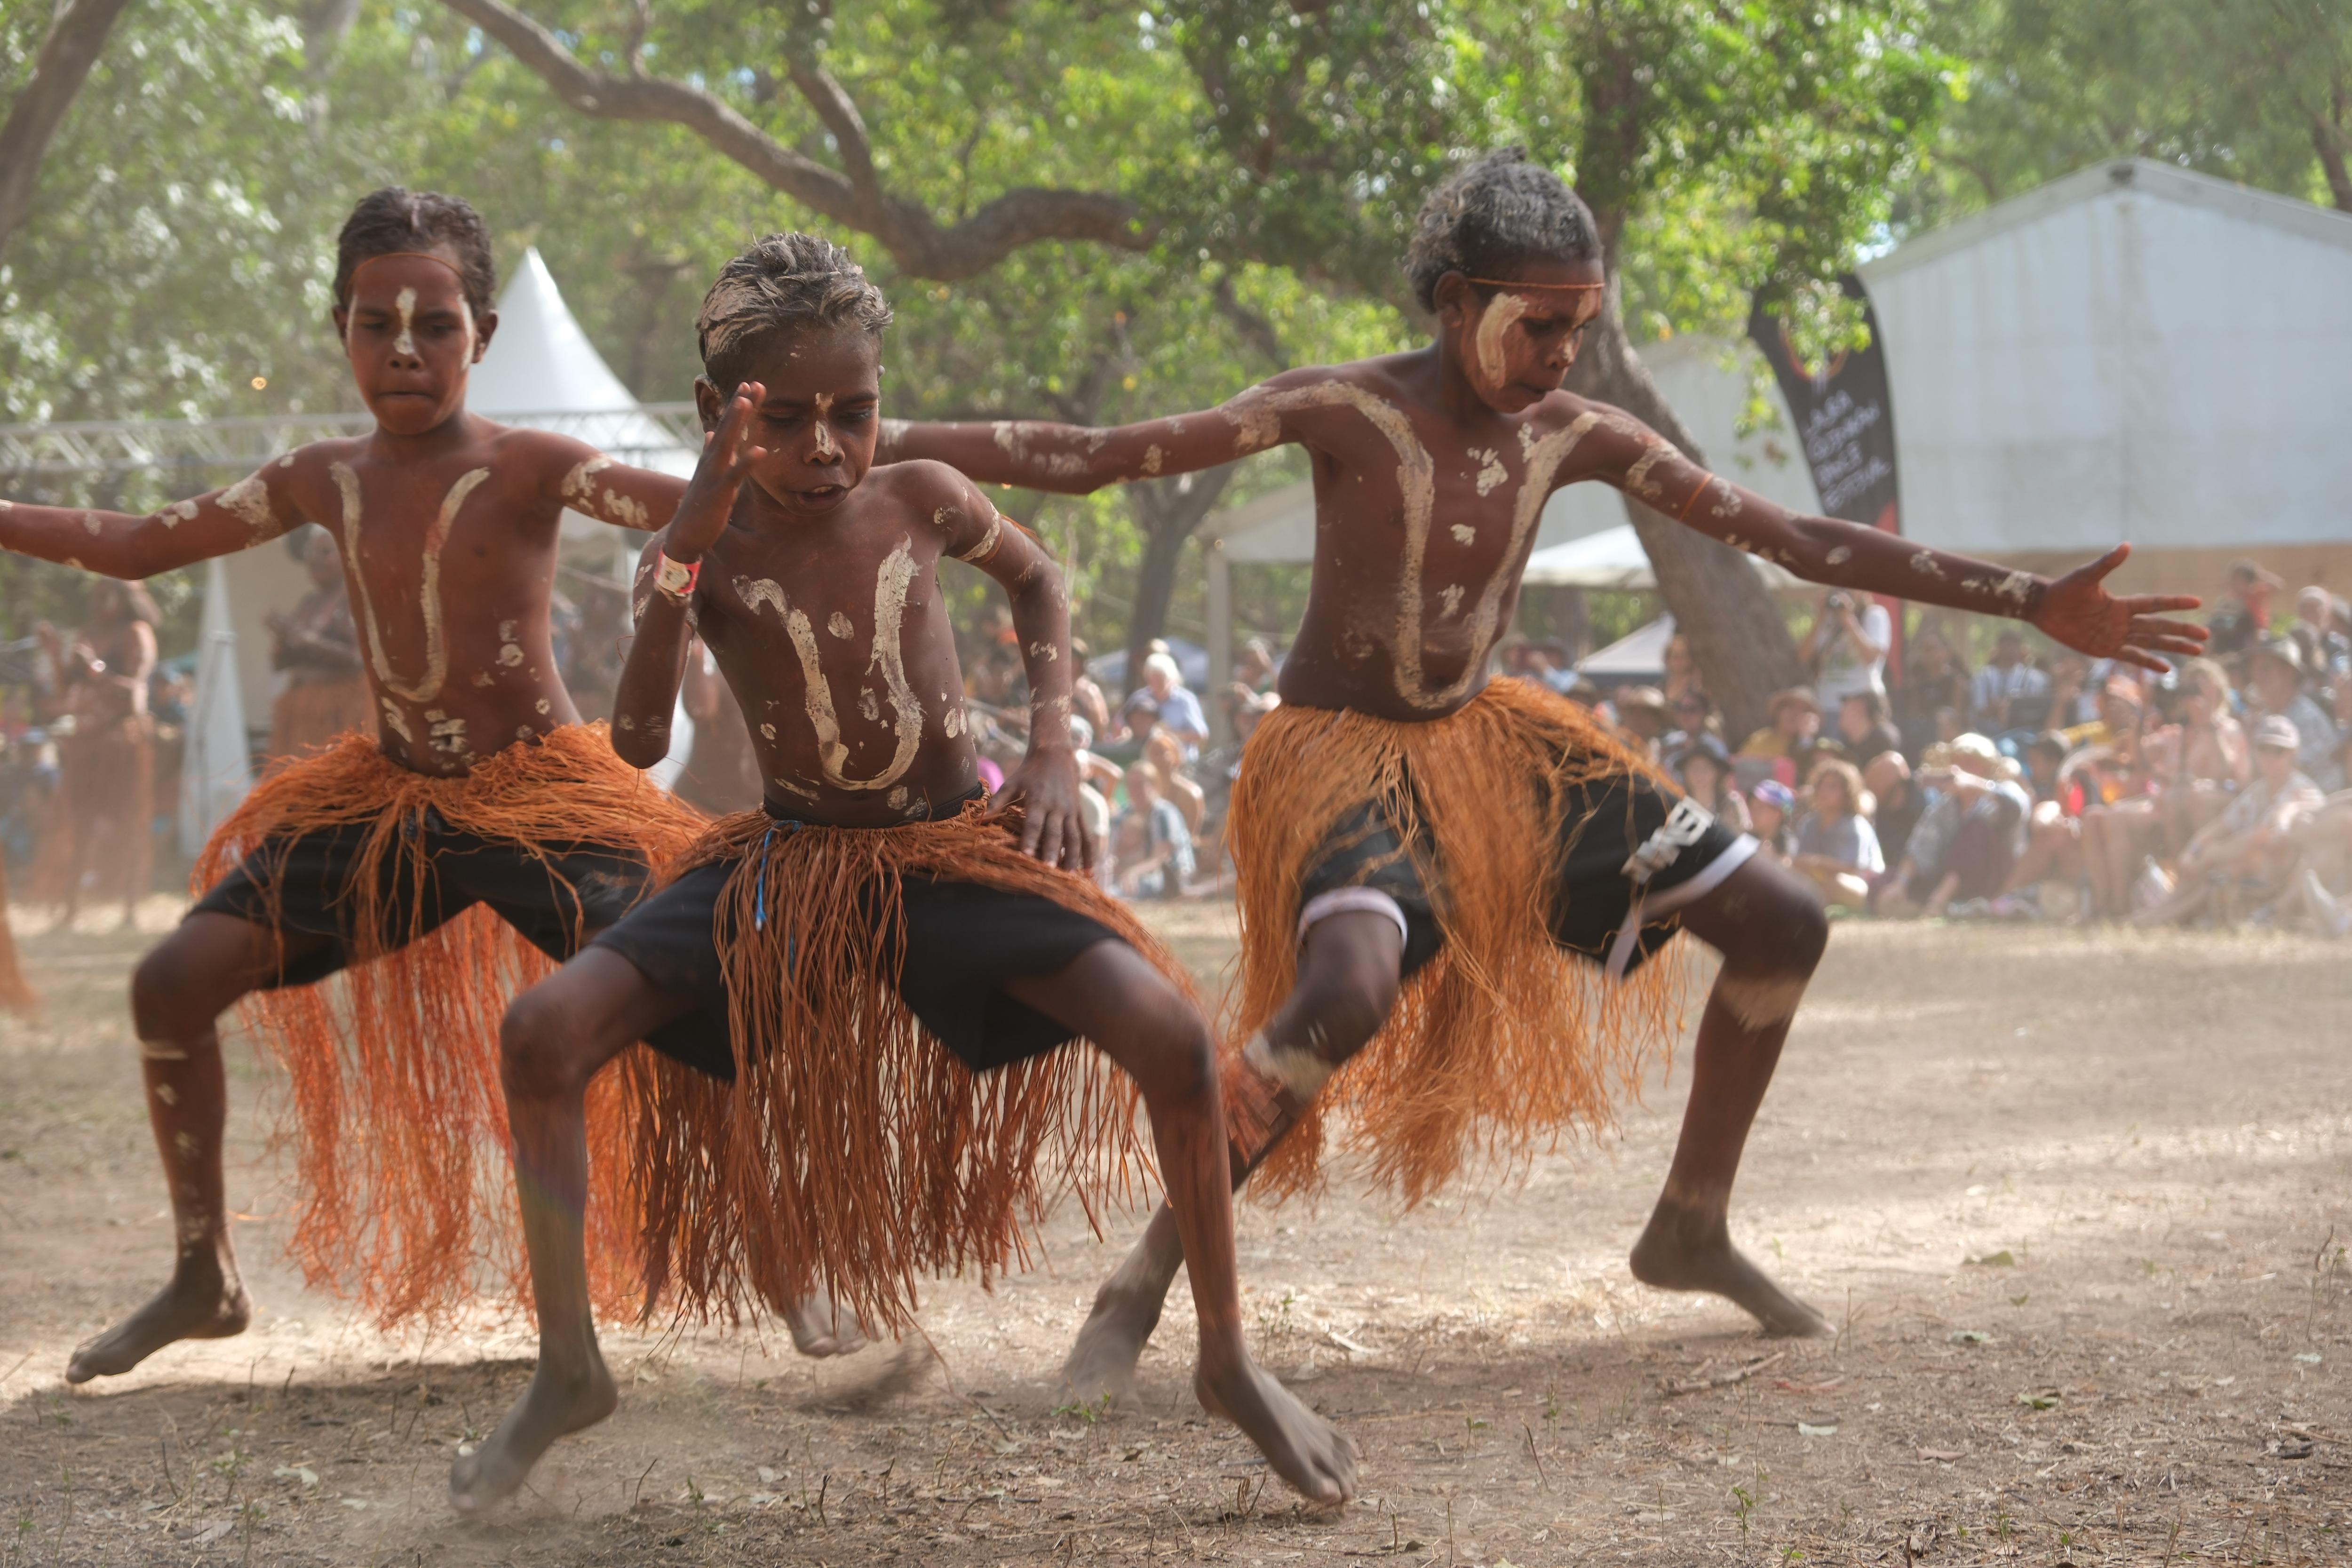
top-left (882, 149), bottom-right (2208, 1397)
top-left (0, 187), bottom-right (707, 1384)
top-left (460, 234), bottom-right (1356, 1512)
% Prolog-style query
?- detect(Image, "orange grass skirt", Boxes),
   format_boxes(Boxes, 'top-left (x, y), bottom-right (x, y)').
top-left (627, 805), bottom-right (1180, 1335)
top-left (1228, 678), bottom-right (1691, 1205)
top-left (193, 725), bottom-right (703, 1327)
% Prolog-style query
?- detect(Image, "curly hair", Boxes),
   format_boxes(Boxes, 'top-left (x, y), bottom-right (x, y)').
top-left (1402, 148), bottom-right (1601, 311)
top-left (333, 187), bottom-right (497, 321)
top-left (697, 232), bottom-right (893, 387)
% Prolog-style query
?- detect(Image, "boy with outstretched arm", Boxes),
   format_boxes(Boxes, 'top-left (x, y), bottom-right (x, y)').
top-left (881, 150), bottom-right (2207, 1401)
top-left (0, 188), bottom-right (703, 1384)
top-left (453, 234), bottom-right (1356, 1512)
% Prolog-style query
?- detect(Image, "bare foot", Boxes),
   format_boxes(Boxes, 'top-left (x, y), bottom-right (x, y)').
top-left (784, 1291), bottom-right (874, 1358)
top-left (449, 1358), bottom-right (618, 1513)
top-left (1195, 1357), bottom-right (1359, 1506)
top-left (1629, 1202), bottom-right (1830, 1337)
top-left (1060, 1285), bottom-right (1161, 1410)
top-left (65, 1256), bottom-right (251, 1384)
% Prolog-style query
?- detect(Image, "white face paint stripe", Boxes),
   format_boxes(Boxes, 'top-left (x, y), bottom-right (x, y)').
top-left (393, 287), bottom-right (418, 356)
top-left (1472, 291), bottom-right (1534, 392)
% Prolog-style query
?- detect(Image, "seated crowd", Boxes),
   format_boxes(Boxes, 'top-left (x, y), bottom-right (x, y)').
top-left (1571, 560), bottom-right (2352, 935)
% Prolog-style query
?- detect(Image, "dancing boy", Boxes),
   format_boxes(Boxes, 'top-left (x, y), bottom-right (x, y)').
top-left (0, 188), bottom-right (701, 1383)
top-left (453, 234), bottom-right (1355, 1512)
top-left (882, 149), bottom-right (2206, 1397)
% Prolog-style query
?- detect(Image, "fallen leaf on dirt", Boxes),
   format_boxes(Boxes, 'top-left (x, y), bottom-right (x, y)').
top-left (2293, 1352), bottom-right (2323, 1364)
top-left (1966, 1250), bottom-right (2017, 1267)
top-left (1796, 1422), bottom-right (1838, 1437)
top-left (271, 1465), bottom-right (318, 1487)
top-left (2271, 1440), bottom-right (2316, 1459)
top-left (1918, 1447), bottom-right (1966, 1461)
top-left (1323, 1329), bottom-right (1380, 1356)
top-left (2018, 1388), bottom-right (2063, 1410)
top-left (1949, 1329), bottom-right (1991, 1344)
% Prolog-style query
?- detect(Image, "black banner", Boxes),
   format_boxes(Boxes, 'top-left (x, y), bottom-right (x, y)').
top-left (1746, 273), bottom-right (1901, 535)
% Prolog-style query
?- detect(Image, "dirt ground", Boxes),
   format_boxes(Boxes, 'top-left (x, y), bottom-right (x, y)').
top-left (0, 897), bottom-right (2346, 1567)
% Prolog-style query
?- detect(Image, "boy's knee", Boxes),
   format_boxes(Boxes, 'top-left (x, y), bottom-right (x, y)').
top-left (131, 942), bottom-right (219, 1040)
top-left (1294, 953), bottom-right (1396, 1060)
top-left (499, 985), bottom-right (587, 1101)
top-left (1718, 873), bottom-right (1828, 976)
top-left (1132, 993), bottom-right (1218, 1105)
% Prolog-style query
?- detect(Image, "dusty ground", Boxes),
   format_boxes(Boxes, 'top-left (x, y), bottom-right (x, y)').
top-left (0, 898), bottom-right (2346, 1567)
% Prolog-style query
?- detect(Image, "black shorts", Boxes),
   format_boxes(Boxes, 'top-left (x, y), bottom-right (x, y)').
top-left (191, 811), bottom-right (654, 990)
top-left (1295, 768), bottom-right (1754, 981)
top-left (594, 856), bottom-right (1127, 1081)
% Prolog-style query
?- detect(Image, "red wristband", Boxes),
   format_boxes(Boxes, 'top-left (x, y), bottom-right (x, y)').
top-left (653, 551), bottom-right (701, 602)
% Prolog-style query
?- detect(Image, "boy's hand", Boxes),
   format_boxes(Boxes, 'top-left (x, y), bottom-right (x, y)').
top-left (997, 747), bottom-right (1092, 870)
top-left (665, 382), bottom-right (768, 563)
top-left (2031, 545), bottom-right (2209, 673)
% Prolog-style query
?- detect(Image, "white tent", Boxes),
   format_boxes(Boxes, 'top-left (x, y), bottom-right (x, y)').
top-left (1575, 613), bottom-right (1677, 680)
top-left (211, 248), bottom-right (702, 790)
top-left (1859, 159), bottom-right (2352, 595)
top-left (178, 557), bottom-right (252, 854)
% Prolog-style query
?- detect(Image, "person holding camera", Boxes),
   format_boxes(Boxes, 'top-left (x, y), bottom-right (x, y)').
top-left (1802, 588), bottom-right (1893, 712)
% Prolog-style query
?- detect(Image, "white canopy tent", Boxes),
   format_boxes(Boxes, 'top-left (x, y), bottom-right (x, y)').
top-left (201, 247), bottom-right (703, 825)
top-left (1522, 524), bottom-right (1801, 591)
top-left (1859, 159), bottom-right (2352, 595)
top-left (1198, 337), bottom-right (1821, 734)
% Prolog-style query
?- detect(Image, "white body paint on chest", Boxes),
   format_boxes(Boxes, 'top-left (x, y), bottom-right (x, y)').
top-left (334, 462), bottom-right (491, 706)
top-left (742, 541), bottom-right (925, 792)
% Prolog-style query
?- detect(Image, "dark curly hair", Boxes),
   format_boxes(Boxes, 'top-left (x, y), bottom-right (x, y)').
top-left (1402, 149), bottom-right (1600, 312)
top-left (696, 232), bottom-right (892, 387)
top-left (333, 187), bottom-right (497, 321)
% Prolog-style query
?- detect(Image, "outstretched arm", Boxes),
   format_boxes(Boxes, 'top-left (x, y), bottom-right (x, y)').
top-left (1570, 410), bottom-right (2207, 671)
top-left (930, 469), bottom-right (1090, 869)
top-left (613, 386), bottom-right (767, 769)
top-left (879, 382), bottom-right (1293, 495)
top-left (538, 435), bottom-right (691, 532)
top-left (0, 462), bottom-right (303, 578)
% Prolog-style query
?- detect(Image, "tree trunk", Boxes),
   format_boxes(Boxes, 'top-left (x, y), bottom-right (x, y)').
top-left (1120, 465), bottom-right (1239, 695)
top-left (0, 0), bottom-right (138, 263)
top-left (1565, 294), bottom-right (1804, 743)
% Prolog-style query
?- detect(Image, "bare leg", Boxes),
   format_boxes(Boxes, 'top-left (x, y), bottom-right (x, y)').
top-left (1059, 912), bottom-right (1401, 1407)
top-left (1007, 941), bottom-right (1358, 1504)
top-left (451, 948), bottom-right (687, 1513)
top-left (1629, 855), bottom-right (1832, 1337)
top-left (66, 912), bottom-right (312, 1383)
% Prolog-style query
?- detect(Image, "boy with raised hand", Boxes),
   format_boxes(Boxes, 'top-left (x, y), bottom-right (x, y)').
top-left (0, 187), bottom-right (702, 1384)
top-left (453, 233), bottom-right (1357, 1513)
top-left (879, 149), bottom-right (2207, 1399)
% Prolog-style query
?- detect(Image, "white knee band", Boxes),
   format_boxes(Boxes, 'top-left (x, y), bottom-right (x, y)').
top-left (1297, 886), bottom-right (1409, 948)
top-left (1242, 1028), bottom-right (1336, 1099)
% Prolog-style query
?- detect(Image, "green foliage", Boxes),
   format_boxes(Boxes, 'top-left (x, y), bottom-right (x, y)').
top-left (1909, 0), bottom-right (2352, 228)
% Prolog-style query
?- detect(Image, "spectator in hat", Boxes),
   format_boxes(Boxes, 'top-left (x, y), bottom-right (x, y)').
top-left (2135, 714), bottom-right (2324, 927)
top-left (1610, 685), bottom-right (1670, 758)
top-left (2207, 558), bottom-right (2281, 659)
top-left (1738, 685), bottom-right (1823, 786)
top-left (1968, 628), bottom-right (2052, 739)
top-left (1874, 735), bottom-right (2031, 918)
top-left (2292, 586), bottom-right (2347, 672)
top-left (1747, 778), bottom-right (1796, 860)
top-left (1863, 750), bottom-right (1925, 866)
top-left (1792, 757), bottom-right (1881, 907)
top-left (2247, 636), bottom-right (2340, 789)
top-left (1670, 731), bottom-right (1751, 836)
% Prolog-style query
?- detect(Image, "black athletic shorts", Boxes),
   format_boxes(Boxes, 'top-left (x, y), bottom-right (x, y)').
top-left (1294, 768), bottom-right (1755, 981)
top-left (593, 797), bottom-right (1127, 1080)
top-left (191, 810), bottom-right (653, 990)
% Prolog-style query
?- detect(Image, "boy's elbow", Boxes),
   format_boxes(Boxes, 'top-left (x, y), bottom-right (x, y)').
top-left (611, 717), bottom-right (669, 770)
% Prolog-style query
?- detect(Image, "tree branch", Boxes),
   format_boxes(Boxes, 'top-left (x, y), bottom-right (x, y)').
top-left (441, 0), bottom-right (1149, 279)
top-left (2315, 82), bottom-right (2352, 212)
top-left (0, 0), bottom-right (139, 263)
